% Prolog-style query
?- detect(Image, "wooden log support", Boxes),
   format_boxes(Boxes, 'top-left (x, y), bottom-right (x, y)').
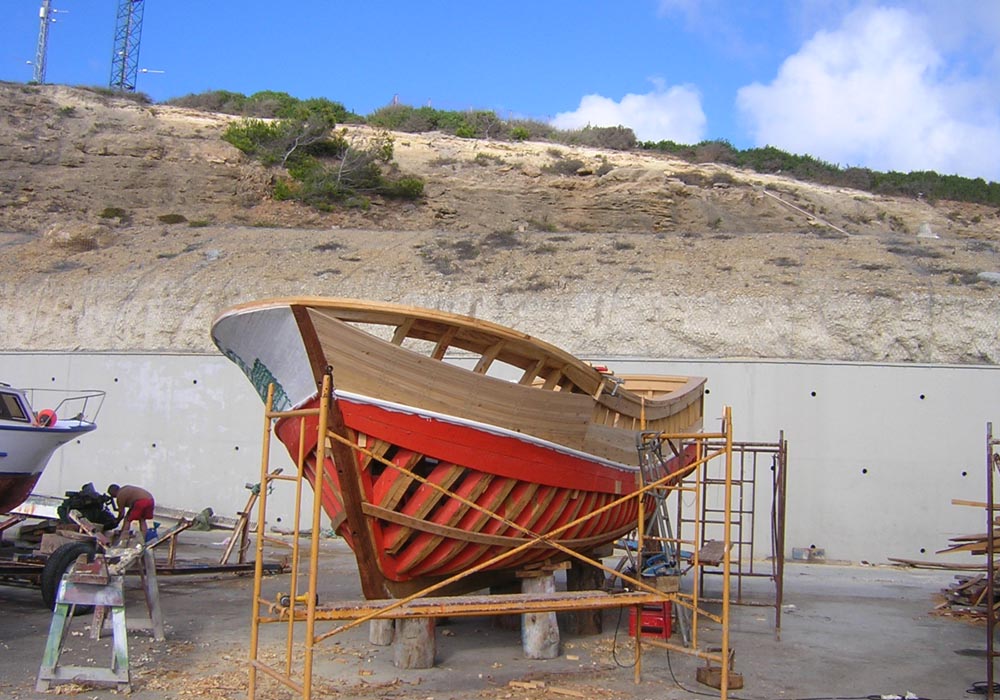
top-left (369, 619), bottom-right (394, 646)
top-left (521, 573), bottom-right (560, 659)
top-left (562, 557), bottom-right (605, 635)
top-left (393, 618), bottom-right (435, 669)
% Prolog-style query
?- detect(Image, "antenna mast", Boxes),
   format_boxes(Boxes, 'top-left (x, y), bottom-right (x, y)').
top-left (109, 0), bottom-right (145, 92)
top-left (33, 0), bottom-right (53, 84)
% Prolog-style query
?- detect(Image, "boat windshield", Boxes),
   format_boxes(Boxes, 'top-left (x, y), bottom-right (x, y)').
top-left (0, 390), bottom-right (30, 422)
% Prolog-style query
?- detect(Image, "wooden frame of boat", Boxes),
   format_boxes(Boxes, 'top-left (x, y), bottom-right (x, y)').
top-left (212, 298), bottom-right (706, 598)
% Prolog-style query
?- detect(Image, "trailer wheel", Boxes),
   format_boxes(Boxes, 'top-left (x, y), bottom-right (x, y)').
top-left (41, 541), bottom-right (97, 610)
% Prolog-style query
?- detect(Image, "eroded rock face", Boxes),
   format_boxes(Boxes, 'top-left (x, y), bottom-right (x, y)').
top-left (0, 83), bottom-right (998, 363)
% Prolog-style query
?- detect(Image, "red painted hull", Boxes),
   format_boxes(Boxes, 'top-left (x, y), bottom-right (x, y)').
top-left (276, 393), bottom-right (691, 588)
top-left (0, 472), bottom-right (43, 514)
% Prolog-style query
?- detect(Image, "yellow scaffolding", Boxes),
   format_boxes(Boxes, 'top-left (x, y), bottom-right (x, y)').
top-left (246, 375), bottom-right (738, 700)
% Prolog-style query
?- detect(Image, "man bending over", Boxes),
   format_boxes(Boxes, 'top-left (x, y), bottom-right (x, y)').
top-left (107, 483), bottom-right (155, 544)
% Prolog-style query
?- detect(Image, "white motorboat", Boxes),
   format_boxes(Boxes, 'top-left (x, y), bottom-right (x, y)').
top-left (0, 383), bottom-right (105, 514)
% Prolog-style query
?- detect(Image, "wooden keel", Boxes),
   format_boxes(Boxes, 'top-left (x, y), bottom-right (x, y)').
top-left (326, 387), bottom-right (389, 600)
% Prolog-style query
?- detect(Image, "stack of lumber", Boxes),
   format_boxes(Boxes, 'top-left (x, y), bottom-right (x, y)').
top-left (936, 521), bottom-right (1000, 557)
top-left (929, 519), bottom-right (1000, 619)
top-left (933, 573), bottom-right (995, 620)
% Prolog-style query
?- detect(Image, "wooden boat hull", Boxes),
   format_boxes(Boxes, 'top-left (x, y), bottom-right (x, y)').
top-left (275, 391), bottom-right (695, 595)
top-left (212, 298), bottom-right (705, 597)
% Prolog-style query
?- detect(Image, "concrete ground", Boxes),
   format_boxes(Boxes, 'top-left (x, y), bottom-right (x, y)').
top-left (0, 528), bottom-right (989, 700)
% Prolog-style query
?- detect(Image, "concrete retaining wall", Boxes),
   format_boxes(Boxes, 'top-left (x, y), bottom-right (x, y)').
top-left (3, 352), bottom-right (995, 564)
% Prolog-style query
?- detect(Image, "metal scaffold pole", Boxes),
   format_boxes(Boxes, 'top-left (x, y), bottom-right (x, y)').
top-left (987, 422), bottom-right (999, 700)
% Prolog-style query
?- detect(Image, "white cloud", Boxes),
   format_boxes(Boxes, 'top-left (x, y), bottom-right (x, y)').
top-left (736, 6), bottom-right (1000, 180)
top-left (551, 85), bottom-right (707, 144)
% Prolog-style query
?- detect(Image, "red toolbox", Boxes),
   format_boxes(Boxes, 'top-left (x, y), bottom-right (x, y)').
top-left (628, 602), bottom-right (672, 639)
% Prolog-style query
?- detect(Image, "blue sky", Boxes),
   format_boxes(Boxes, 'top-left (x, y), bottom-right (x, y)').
top-left (2, 1), bottom-right (998, 181)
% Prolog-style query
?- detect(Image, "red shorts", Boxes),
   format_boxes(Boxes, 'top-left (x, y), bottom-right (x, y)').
top-left (126, 498), bottom-right (155, 521)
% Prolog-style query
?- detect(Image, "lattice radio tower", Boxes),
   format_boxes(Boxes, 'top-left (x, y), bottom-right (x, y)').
top-left (109, 0), bottom-right (145, 92)
top-left (32, 0), bottom-right (53, 84)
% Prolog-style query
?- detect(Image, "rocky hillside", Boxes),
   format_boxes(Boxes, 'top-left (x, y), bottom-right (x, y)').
top-left (1, 82), bottom-right (998, 363)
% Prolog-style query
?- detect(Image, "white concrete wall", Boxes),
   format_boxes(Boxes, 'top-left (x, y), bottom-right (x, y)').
top-left (2, 352), bottom-right (314, 533)
top-left (3, 352), bottom-right (996, 564)
top-left (606, 358), bottom-right (998, 566)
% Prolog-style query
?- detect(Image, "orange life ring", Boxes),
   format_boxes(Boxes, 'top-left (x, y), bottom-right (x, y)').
top-left (37, 409), bottom-right (57, 427)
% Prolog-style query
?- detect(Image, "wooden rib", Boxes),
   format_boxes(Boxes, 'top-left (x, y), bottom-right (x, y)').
top-left (519, 358), bottom-right (547, 385)
top-left (391, 318), bottom-right (415, 345)
top-left (384, 463), bottom-right (463, 554)
top-left (541, 369), bottom-right (563, 390)
top-left (431, 326), bottom-right (459, 360)
top-left (490, 483), bottom-right (540, 538)
top-left (455, 476), bottom-right (515, 533)
top-left (372, 449), bottom-right (423, 513)
top-left (440, 478), bottom-right (520, 572)
top-left (401, 474), bottom-right (499, 576)
top-left (517, 486), bottom-right (559, 533)
top-left (473, 341), bottom-right (505, 374)
top-left (525, 487), bottom-right (565, 536)
top-left (394, 471), bottom-right (496, 574)
top-left (358, 438), bottom-right (393, 472)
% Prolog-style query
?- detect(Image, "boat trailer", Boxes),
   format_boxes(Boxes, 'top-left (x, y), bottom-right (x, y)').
top-left (0, 485), bottom-right (287, 608)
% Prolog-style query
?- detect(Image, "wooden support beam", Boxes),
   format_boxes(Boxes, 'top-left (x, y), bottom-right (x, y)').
top-left (268, 590), bottom-right (671, 622)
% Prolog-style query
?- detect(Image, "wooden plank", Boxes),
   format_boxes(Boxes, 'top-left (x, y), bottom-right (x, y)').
top-left (952, 499), bottom-right (1000, 510)
top-left (223, 296), bottom-right (706, 428)
top-left (307, 309), bottom-right (598, 450)
top-left (274, 590), bottom-right (673, 621)
top-left (698, 540), bottom-right (730, 566)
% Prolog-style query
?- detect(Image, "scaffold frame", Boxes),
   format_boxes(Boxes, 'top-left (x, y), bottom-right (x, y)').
top-left (985, 422), bottom-right (999, 700)
top-left (683, 434), bottom-right (787, 639)
top-left (245, 375), bottom-right (739, 700)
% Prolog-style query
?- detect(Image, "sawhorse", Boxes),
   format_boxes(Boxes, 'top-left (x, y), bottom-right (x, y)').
top-left (35, 562), bottom-right (130, 692)
top-left (35, 547), bottom-right (164, 692)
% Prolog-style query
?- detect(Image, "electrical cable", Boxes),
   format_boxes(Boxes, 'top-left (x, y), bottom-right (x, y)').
top-left (662, 648), bottom-right (935, 700)
top-left (968, 681), bottom-right (1000, 695)
top-left (610, 604), bottom-right (636, 668)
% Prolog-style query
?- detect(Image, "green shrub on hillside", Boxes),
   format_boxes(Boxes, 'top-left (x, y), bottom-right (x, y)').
top-left (381, 176), bottom-right (424, 199)
top-left (167, 90), bottom-right (247, 114)
top-left (188, 88), bottom-right (1000, 207)
top-left (554, 125), bottom-right (637, 151)
top-left (509, 119), bottom-right (555, 141)
top-left (642, 139), bottom-right (1000, 205)
top-left (224, 115), bottom-right (422, 210)
top-left (166, 90), bottom-right (359, 122)
top-left (222, 119), bottom-right (286, 162)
